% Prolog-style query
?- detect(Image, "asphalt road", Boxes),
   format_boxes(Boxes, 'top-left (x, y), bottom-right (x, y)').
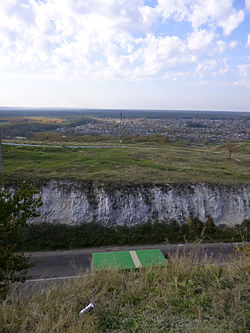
top-left (10, 243), bottom-right (240, 296)
top-left (26, 242), bottom-right (240, 281)
top-left (3, 142), bottom-right (126, 149)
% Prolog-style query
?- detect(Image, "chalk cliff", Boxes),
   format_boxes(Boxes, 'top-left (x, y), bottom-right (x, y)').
top-left (34, 180), bottom-right (250, 226)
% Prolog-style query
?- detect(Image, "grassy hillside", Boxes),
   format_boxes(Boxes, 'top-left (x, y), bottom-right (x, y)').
top-left (2, 141), bottom-right (250, 184)
top-left (1, 248), bottom-right (249, 332)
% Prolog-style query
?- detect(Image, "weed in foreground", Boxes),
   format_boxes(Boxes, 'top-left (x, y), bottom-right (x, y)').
top-left (0, 250), bottom-right (249, 333)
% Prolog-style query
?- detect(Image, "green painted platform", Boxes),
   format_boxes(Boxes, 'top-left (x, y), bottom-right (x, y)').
top-left (92, 249), bottom-right (166, 271)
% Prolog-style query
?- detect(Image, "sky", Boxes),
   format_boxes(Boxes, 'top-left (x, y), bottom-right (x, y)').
top-left (0, 0), bottom-right (250, 111)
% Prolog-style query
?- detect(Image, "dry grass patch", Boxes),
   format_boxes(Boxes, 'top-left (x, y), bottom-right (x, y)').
top-left (1, 251), bottom-right (249, 332)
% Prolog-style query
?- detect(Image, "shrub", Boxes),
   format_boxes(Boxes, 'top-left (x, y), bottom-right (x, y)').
top-left (17, 218), bottom-right (249, 252)
top-left (0, 181), bottom-right (41, 296)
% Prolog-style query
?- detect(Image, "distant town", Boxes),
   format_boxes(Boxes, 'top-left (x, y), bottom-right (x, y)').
top-left (0, 109), bottom-right (249, 144)
top-left (58, 115), bottom-right (250, 144)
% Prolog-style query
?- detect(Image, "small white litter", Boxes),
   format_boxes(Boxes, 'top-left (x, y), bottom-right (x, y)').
top-left (79, 303), bottom-right (95, 314)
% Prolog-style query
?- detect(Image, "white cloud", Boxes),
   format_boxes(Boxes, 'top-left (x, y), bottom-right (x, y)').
top-left (218, 9), bottom-right (244, 36)
top-left (238, 64), bottom-right (250, 78)
top-left (195, 58), bottom-right (228, 78)
top-left (139, 5), bottom-right (158, 30)
top-left (187, 30), bottom-right (215, 51)
top-left (218, 58), bottom-right (229, 75)
top-left (0, 0), bottom-right (247, 83)
top-left (157, 0), bottom-right (189, 22)
top-left (234, 80), bottom-right (250, 88)
top-left (234, 64), bottom-right (250, 88)
top-left (136, 34), bottom-right (186, 77)
top-left (246, 0), bottom-right (250, 12)
top-left (215, 40), bottom-right (227, 54)
top-left (0, 0), bottom-right (145, 79)
top-left (195, 59), bottom-right (217, 78)
top-left (157, 0), bottom-right (244, 35)
top-left (247, 34), bottom-right (250, 47)
top-left (229, 40), bottom-right (238, 48)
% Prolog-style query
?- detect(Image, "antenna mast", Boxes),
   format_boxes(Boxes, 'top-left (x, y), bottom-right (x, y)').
top-left (0, 129), bottom-right (4, 174)
top-left (119, 112), bottom-right (123, 144)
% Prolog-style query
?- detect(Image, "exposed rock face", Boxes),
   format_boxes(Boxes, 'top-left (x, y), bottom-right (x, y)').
top-left (35, 180), bottom-right (250, 226)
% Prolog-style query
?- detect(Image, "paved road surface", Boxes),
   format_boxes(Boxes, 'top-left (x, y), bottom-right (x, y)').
top-left (3, 142), bottom-right (126, 149)
top-left (27, 242), bottom-right (240, 281)
top-left (10, 243), bottom-right (240, 296)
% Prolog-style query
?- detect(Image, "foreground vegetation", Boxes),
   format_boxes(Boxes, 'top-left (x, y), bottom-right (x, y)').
top-left (2, 141), bottom-right (250, 184)
top-left (1, 249), bottom-right (249, 332)
top-left (0, 182), bottom-right (42, 297)
top-left (18, 219), bottom-right (249, 251)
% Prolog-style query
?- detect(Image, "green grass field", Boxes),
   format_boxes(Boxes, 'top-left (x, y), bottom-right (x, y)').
top-left (2, 141), bottom-right (249, 184)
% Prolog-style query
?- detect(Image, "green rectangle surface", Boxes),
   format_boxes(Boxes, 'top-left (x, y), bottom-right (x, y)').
top-left (92, 251), bottom-right (136, 271)
top-left (136, 249), bottom-right (166, 267)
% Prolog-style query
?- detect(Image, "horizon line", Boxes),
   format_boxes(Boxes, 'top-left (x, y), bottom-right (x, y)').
top-left (0, 106), bottom-right (249, 113)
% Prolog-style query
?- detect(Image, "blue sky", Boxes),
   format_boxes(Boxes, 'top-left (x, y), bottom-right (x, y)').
top-left (0, 0), bottom-right (250, 111)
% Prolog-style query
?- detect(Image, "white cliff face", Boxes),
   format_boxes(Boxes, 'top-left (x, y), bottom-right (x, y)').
top-left (35, 180), bottom-right (250, 226)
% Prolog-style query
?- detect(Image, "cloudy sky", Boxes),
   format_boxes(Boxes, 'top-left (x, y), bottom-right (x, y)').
top-left (0, 0), bottom-right (250, 111)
